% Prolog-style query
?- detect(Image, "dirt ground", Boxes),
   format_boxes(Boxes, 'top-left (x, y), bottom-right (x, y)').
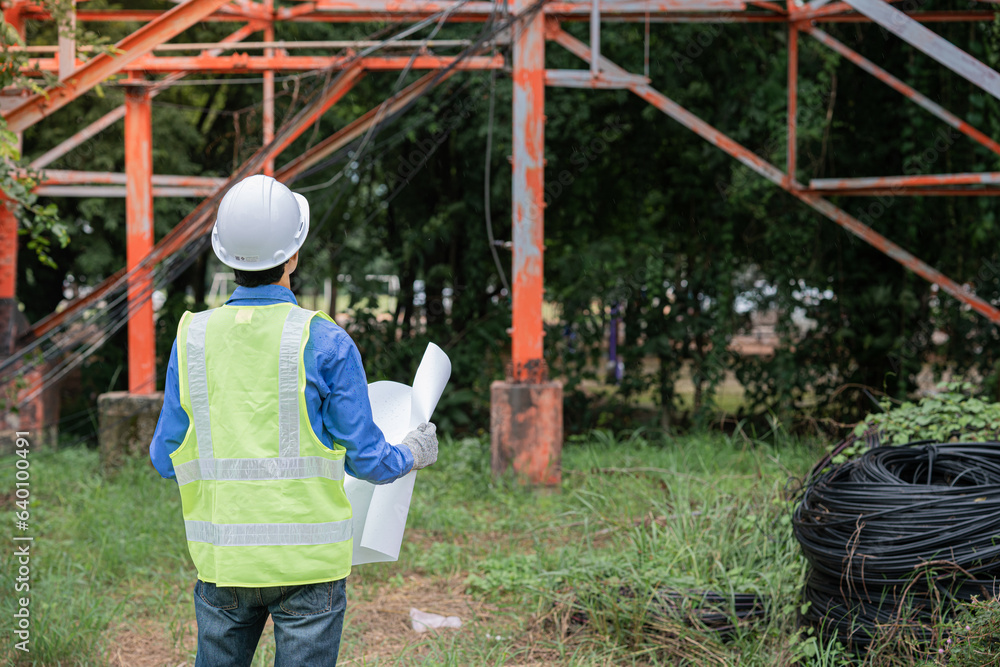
top-left (106, 617), bottom-right (195, 667)
top-left (105, 575), bottom-right (499, 667)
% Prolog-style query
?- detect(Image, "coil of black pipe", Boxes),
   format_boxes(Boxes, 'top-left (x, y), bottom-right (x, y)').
top-left (572, 587), bottom-right (768, 638)
top-left (793, 441), bottom-right (1000, 648)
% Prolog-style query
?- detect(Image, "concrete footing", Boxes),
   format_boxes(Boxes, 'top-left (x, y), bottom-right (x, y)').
top-left (97, 391), bottom-right (164, 473)
top-left (490, 381), bottom-right (563, 486)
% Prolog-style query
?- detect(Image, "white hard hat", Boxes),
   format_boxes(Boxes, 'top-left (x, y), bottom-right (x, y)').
top-left (211, 174), bottom-right (310, 271)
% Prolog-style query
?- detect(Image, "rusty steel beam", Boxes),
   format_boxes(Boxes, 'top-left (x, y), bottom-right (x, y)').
top-left (810, 173), bottom-right (1000, 190)
top-left (28, 22), bottom-right (265, 170)
top-left (299, 8), bottom-right (998, 22)
top-left (638, 10), bottom-right (996, 22)
top-left (311, 0), bottom-right (746, 15)
top-left (747, 0), bottom-right (785, 12)
top-left (23, 169), bottom-right (227, 187)
top-left (0, 200), bottom-right (16, 300)
top-left (3, 0), bottom-right (236, 133)
top-left (543, 69), bottom-right (649, 88)
top-left (16, 4), bottom-right (994, 23)
top-left (23, 54), bottom-right (505, 74)
top-left (549, 27), bottom-right (1000, 324)
top-left (840, 0), bottom-right (1000, 100)
top-left (34, 185), bottom-right (223, 197)
top-left (18, 8), bottom-right (244, 22)
top-left (8, 39), bottom-right (477, 53)
top-left (787, 21), bottom-right (798, 187)
top-left (805, 28), bottom-right (1000, 157)
top-left (124, 85), bottom-right (156, 394)
top-left (802, 187), bottom-right (1000, 196)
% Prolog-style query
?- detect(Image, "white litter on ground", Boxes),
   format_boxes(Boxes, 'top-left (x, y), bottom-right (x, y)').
top-left (409, 608), bottom-right (462, 633)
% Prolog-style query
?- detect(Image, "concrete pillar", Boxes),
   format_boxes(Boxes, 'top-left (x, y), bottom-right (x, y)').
top-left (491, 381), bottom-right (563, 485)
top-left (97, 391), bottom-right (164, 474)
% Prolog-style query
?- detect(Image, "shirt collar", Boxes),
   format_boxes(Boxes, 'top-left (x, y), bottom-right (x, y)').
top-left (225, 284), bottom-right (298, 306)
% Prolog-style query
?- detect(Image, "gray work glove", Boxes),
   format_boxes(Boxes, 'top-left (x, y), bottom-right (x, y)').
top-left (401, 422), bottom-right (438, 471)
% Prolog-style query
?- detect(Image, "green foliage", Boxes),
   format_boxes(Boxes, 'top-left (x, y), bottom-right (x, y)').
top-left (0, 0), bottom-right (117, 270)
top-left (1, 165), bottom-right (68, 269)
top-left (940, 598), bottom-right (1000, 666)
top-left (0, 448), bottom-right (190, 665)
top-left (852, 381), bottom-right (1000, 449)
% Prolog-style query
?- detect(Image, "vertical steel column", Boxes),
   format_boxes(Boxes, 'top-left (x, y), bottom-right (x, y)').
top-left (0, 199), bottom-right (49, 443)
top-left (263, 0), bottom-right (276, 175)
top-left (590, 0), bottom-right (600, 77)
top-left (787, 21), bottom-right (798, 185)
top-left (0, 10), bottom-right (29, 433)
top-left (0, 200), bottom-right (16, 302)
top-left (124, 84), bottom-right (156, 395)
top-left (2, 4), bottom-right (24, 35)
top-left (511, 0), bottom-right (546, 381)
top-left (492, 0), bottom-right (562, 486)
top-left (58, 1), bottom-right (77, 80)
top-left (6, 5), bottom-right (26, 156)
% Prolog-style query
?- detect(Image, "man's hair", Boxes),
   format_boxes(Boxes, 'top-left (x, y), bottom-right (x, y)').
top-left (233, 262), bottom-right (287, 288)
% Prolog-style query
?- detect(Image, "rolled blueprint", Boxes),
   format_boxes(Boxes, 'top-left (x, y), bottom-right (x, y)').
top-left (343, 342), bottom-right (451, 564)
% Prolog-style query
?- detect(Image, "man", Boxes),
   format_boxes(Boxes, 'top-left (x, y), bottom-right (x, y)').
top-left (149, 174), bottom-right (438, 666)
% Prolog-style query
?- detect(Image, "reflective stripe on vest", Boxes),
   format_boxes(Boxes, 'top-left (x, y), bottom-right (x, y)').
top-left (179, 308), bottom-right (343, 490)
top-left (187, 311), bottom-right (215, 465)
top-left (278, 308), bottom-right (313, 459)
top-left (185, 519), bottom-right (352, 547)
top-left (174, 456), bottom-right (345, 486)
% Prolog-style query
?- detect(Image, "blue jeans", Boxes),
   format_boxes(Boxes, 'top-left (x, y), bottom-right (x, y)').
top-left (193, 578), bottom-right (347, 666)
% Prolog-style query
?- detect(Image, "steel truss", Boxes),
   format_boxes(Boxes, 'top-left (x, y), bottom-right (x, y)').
top-left (1, 0), bottom-right (998, 479)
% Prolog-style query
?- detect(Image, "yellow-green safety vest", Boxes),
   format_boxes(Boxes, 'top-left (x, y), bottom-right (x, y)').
top-left (171, 303), bottom-right (353, 587)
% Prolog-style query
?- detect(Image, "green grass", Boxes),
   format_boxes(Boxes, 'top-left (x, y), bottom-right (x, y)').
top-left (0, 447), bottom-right (193, 665)
top-left (0, 429), bottom-right (951, 666)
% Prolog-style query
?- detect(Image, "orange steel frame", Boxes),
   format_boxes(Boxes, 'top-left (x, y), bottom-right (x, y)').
top-left (1, 0), bottom-right (999, 447)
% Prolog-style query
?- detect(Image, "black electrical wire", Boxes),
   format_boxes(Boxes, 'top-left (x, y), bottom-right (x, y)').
top-left (483, 65), bottom-right (510, 297)
top-left (793, 441), bottom-right (1000, 649)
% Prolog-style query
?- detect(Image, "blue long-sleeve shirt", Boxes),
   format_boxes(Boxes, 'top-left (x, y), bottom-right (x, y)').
top-left (149, 285), bottom-right (414, 483)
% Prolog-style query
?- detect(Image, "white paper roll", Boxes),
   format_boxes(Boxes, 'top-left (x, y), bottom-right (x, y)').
top-left (343, 343), bottom-right (452, 565)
